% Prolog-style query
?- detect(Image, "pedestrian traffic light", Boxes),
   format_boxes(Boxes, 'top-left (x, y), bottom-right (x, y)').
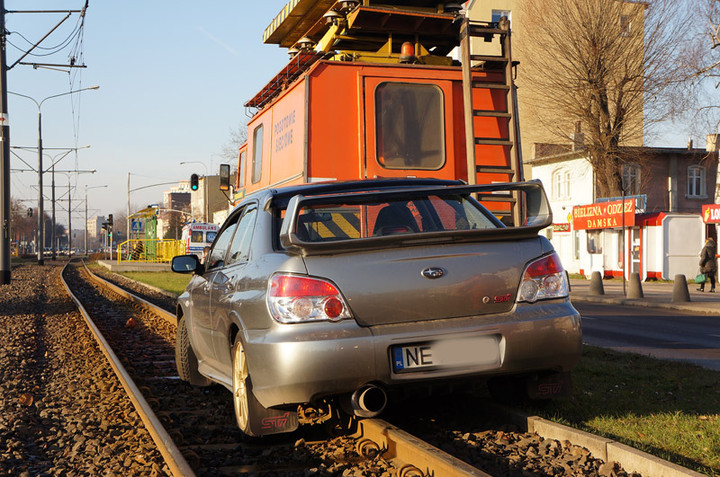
top-left (190, 173), bottom-right (199, 191)
top-left (108, 214), bottom-right (113, 226)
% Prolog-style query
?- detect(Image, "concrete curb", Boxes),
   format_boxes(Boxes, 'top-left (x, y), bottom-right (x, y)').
top-left (487, 403), bottom-right (703, 476)
top-left (527, 416), bottom-right (704, 476)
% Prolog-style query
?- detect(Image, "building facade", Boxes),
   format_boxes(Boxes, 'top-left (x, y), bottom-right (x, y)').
top-left (529, 136), bottom-right (720, 280)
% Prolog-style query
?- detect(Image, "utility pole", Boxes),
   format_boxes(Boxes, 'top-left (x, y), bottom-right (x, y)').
top-left (0, 0), bottom-right (11, 284)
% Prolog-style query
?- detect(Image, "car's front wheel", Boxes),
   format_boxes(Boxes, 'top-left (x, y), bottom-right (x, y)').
top-left (231, 337), bottom-right (299, 437)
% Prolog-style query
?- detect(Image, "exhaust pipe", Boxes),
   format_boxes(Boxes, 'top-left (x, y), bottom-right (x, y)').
top-left (350, 384), bottom-right (388, 418)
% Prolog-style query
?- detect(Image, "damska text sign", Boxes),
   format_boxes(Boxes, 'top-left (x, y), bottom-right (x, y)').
top-left (572, 200), bottom-right (635, 230)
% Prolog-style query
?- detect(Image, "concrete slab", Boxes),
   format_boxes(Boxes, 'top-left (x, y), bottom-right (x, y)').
top-left (97, 260), bottom-right (171, 273)
top-left (607, 441), bottom-right (704, 477)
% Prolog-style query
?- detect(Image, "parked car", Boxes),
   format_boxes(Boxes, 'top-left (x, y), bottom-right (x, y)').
top-left (171, 178), bottom-right (582, 436)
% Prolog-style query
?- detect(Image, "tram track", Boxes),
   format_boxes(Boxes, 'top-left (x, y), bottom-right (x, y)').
top-left (39, 260), bottom-right (703, 476)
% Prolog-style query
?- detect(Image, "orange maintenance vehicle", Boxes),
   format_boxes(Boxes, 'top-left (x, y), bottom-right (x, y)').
top-left (233, 0), bottom-right (523, 224)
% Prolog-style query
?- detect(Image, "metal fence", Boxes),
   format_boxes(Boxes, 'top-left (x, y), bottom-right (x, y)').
top-left (117, 239), bottom-right (184, 263)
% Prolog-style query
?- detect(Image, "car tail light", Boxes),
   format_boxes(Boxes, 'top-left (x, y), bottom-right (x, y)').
top-left (517, 252), bottom-right (569, 303)
top-left (268, 274), bottom-right (352, 323)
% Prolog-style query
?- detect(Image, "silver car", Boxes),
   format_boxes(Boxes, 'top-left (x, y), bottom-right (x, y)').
top-left (172, 179), bottom-right (582, 436)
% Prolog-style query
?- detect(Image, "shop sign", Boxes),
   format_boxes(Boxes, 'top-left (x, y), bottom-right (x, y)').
top-left (702, 204), bottom-right (720, 224)
top-left (572, 199), bottom-right (635, 230)
top-left (552, 223), bottom-right (571, 233)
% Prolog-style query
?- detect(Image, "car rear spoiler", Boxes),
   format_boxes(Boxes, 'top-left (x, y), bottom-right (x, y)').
top-left (279, 180), bottom-right (553, 255)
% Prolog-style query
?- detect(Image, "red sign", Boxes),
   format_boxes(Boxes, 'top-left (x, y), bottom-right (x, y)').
top-left (702, 204), bottom-right (720, 224)
top-left (552, 223), bottom-right (571, 233)
top-left (572, 200), bottom-right (635, 230)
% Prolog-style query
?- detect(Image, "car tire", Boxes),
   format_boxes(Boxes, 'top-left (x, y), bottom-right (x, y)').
top-left (175, 316), bottom-right (210, 386)
top-left (232, 337), bottom-right (299, 437)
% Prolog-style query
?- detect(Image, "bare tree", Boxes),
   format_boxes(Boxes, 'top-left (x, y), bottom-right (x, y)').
top-left (681, 0), bottom-right (720, 133)
top-left (518, 0), bottom-right (689, 197)
top-left (217, 123), bottom-right (248, 176)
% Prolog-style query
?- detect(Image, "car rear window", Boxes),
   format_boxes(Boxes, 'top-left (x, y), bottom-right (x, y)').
top-left (291, 195), bottom-right (498, 242)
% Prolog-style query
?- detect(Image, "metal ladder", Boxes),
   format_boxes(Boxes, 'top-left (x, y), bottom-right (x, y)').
top-left (460, 16), bottom-right (523, 225)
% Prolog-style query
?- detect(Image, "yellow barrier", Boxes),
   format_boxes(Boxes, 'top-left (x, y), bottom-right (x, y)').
top-left (117, 239), bottom-right (185, 263)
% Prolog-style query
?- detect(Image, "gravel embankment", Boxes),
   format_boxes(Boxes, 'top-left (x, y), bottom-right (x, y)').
top-left (0, 263), bottom-right (169, 476)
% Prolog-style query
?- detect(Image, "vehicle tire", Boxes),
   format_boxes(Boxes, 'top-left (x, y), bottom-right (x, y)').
top-left (232, 337), bottom-right (299, 437)
top-left (175, 316), bottom-right (210, 386)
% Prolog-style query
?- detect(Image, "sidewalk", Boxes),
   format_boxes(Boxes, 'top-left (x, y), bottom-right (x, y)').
top-left (570, 276), bottom-right (720, 315)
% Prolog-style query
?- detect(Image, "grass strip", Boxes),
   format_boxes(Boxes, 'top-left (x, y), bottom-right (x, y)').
top-left (114, 271), bottom-right (191, 296)
top-left (522, 346), bottom-right (720, 475)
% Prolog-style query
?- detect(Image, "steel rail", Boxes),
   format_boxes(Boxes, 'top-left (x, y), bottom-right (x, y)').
top-left (60, 261), bottom-right (194, 477)
top-left (82, 261), bottom-right (177, 325)
top-left (357, 418), bottom-right (492, 477)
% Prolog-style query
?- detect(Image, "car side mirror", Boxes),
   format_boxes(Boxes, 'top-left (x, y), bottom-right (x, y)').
top-left (219, 164), bottom-right (231, 191)
top-left (172, 255), bottom-right (204, 275)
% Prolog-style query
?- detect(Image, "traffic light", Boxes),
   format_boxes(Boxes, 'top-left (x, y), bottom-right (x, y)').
top-left (108, 214), bottom-right (113, 226)
top-left (190, 173), bottom-right (199, 191)
top-left (27, 208), bottom-right (32, 217)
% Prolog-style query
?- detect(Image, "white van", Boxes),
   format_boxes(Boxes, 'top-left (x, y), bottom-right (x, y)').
top-left (181, 222), bottom-right (219, 258)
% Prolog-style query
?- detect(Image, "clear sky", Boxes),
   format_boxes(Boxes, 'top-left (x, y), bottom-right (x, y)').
top-left (5, 1), bottom-right (701, 231)
top-left (6, 1), bottom-right (289, 227)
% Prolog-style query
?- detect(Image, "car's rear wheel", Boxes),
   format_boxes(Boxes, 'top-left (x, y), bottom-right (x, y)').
top-left (231, 337), bottom-right (299, 437)
top-left (175, 316), bottom-right (210, 386)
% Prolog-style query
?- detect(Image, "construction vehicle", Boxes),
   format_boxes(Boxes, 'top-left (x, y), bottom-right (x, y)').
top-left (232, 0), bottom-right (523, 225)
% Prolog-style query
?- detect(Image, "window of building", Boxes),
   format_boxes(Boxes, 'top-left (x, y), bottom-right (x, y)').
top-left (375, 82), bottom-right (445, 170)
top-left (251, 124), bottom-right (264, 184)
top-left (491, 9), bottom-right (511, 24)
top-left (621, 164), bottom-right (641, 195)
top-left (587, 230), bottom-right (602, 254)
top-left (551, 168), bottom-right (571, 200)
top-left (687, 165), bottom-right (706, 198)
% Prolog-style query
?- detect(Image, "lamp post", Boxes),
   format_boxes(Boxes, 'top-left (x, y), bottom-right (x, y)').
top-left (9, 85), bottom-right (99, 264)
top-left (180, 161), bottom-right (209, 222)
top-left (85, 184), bottom-right (107, 254)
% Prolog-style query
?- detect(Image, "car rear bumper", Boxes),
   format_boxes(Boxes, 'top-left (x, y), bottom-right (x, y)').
top-left (244, 300), bottom-right (581, 408)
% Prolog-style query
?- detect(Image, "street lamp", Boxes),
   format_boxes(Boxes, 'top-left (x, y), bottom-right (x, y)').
top-left (180, 161), bottom-right (209, 222)
top-left (85, 184), bottom-right (107, 254)
top-left (9, 85), bottom-right (99, 264)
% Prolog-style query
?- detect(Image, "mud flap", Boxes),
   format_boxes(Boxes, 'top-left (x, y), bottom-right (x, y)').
top-left (246, 384), bottom-right (299, 436)
top-left (525, 371), bottom-right (572, 399)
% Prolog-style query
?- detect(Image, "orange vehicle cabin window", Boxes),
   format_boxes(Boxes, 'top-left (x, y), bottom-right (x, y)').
top-left (375, 82), bottom-right (445, 170)
top-left (252, 125), bottom-right (264, 184)
top-left (238, 150), bottom-right (246, 188)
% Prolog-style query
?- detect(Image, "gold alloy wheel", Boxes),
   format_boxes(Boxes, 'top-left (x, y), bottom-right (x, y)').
top-left (232, 340), bottom-right (250, 431)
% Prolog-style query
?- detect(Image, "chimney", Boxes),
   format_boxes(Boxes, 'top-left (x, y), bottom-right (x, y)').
top-left (572, 121), bottom-right (585, 151)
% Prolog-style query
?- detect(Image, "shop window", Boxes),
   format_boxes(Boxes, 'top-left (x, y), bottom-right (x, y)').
top-left (551, 168), bottom-right (570, 200)
top-left (587, 230), bottom-right (602, 254)
top-left (375, 82), bottom-right (445, 170)
top-left (621, 164), bottom-right (641, 195)
top-left (251, 124), bottom-right (264, 184)
top-left (687, 165), bottom-right (706, 198)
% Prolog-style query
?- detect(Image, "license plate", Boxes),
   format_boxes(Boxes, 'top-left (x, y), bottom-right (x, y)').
top-left (392, 336), bottom-right (500, 373)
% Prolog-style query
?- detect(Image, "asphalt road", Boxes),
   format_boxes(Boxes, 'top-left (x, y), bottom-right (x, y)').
top-left (575, 302), bottom-right (720, 371)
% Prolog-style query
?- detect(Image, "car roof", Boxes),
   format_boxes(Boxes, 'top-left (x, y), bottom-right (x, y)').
top-left (261, 178), bottom-right (466, 209)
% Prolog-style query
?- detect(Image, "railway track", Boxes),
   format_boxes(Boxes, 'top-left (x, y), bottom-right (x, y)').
top-left (61, 261), bottom-right (497, 476)
top-left (1, 261), bottom-right (702, 475)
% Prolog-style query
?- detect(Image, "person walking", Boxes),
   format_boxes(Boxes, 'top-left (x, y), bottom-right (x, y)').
top-left (698, 237), bottom-right (718, 292)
